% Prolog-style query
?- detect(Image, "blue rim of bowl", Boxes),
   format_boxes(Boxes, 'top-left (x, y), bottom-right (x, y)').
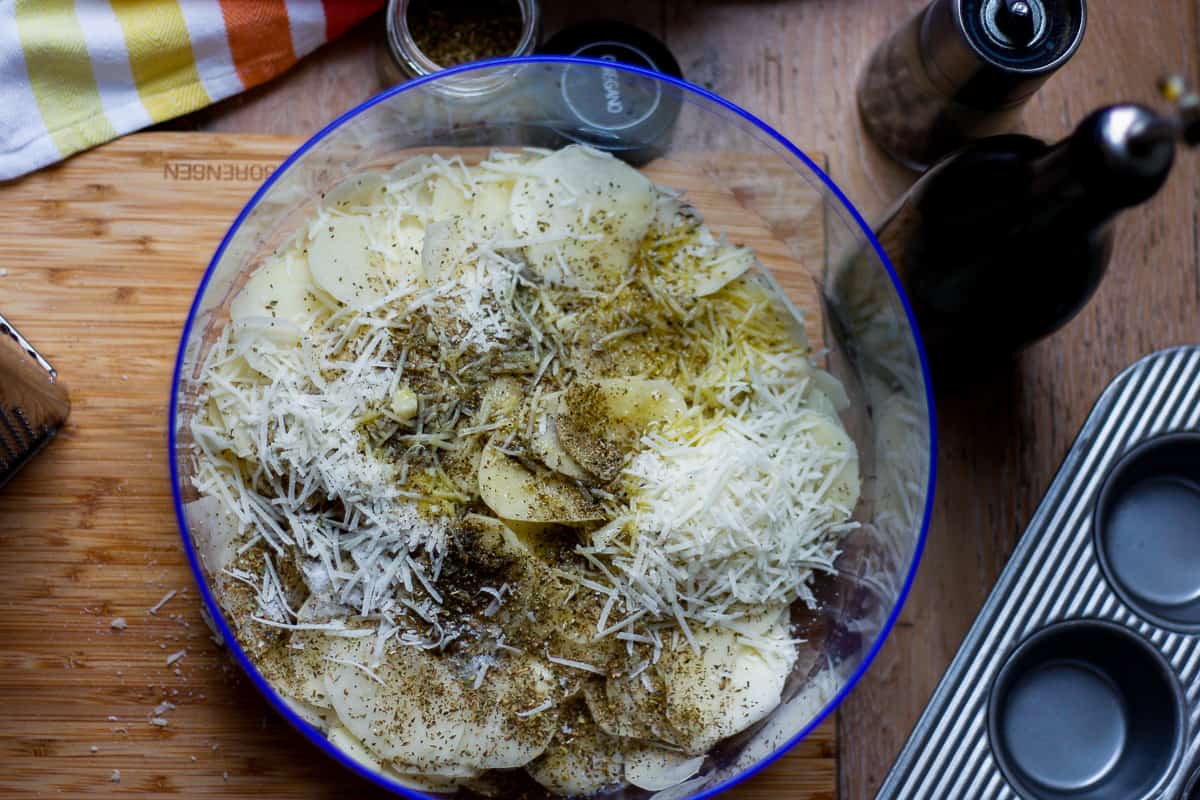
top-left (168, 55), bottom-right (938, 800)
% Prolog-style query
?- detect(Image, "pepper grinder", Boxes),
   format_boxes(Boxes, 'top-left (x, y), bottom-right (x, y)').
top-left (858, 0), bottom-right (1087, 170)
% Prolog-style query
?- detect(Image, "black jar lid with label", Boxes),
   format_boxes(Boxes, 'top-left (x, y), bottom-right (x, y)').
top-left (537, 21), bottom-right (683, 165)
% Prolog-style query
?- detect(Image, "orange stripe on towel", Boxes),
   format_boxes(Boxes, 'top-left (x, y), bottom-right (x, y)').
top-left (218, 0), bottom-right (297, 89)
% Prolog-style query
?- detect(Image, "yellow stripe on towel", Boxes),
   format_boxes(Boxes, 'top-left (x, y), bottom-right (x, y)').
top-left (111, 0), bottom-right (212, 123)
top-left (14, 0), bottom-right (117, 155)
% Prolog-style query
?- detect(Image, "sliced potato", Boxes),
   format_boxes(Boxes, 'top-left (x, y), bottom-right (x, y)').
top-left (328, 725), bottom-right (381, 770)
top-left (230, 251), bottom-right (324, 345)
top-left (185, 496), bottom-right (238, 578)
top-left (526, 701), bottom-right (626, 796)
top-left (798, 409), bottom-right (861, 514)
top-left (389, 761), bottom-right (481, 781)
top-left (583, 672), bottom-right (674, 744)
top-left (809, 367), bottom-right (851, 412)
top-left (693, 245), bottom-right (755, 296)
top-left (557, 378), bottom-right (685, 481)
top-left (385, 218), bottom-right (425, 286)
top-left (443, 377), bottom-right (525, 495)
top-left (478, 438), bottom-right (603, 523)
top-left (323, 638), bottom-right (558, 771)
top-left (431, 175), bottom-right (473, 220)
top-left (584, 378), bottom-right (686, 426)
top-left (323, 172), bottom-right (387, 211)
top-left (480, 376), bottom-right (524, 419)
top-left (384, 762), bottom-right (477, 791)
top-left (443, 437), bottom-right (485, 495)
top-left (421, 215), bottom-right (476, 285)
top-left (282, 696), bottom-right (334, 729)
top-left (498, 517), bottom-right (571, 563)
top-left (240, 339), bottom-right (286, 379)
top-left (307, 215), bottom-right (387, 307)
top-left (527, 392), bottom-right (589, 480)
top-left (510, 145), bottom-right (654, 290)
top-left (803, 387), bottom-right (840, 421)
top-left (263, 622), bottom-right (334, 710)
top-left (645, 195), bottom-right (755, 297)
top-left (624, 746), bottom-right (705, 791)
top-left (472, 181), bottom-right (515, 239)
top-left (657, 613), bottom-right (796, 754)
top-left (460, 513), bottom-right (531, 563)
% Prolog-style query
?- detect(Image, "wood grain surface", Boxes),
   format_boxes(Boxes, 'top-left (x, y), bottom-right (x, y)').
top-left (0, 133), bottom-right (833, 799)
top-left (12, 2), bottom-right (1200, 798)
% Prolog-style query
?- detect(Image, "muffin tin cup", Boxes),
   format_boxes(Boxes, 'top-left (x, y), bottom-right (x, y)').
top-left (1094, 432), bottom-right (1200, 633)
top-left (878, 346), bottom-right (1200, 800)
top-left (987, 620), bottom-right (1184, 800)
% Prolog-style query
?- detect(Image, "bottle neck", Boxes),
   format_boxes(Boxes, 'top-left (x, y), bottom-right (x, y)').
top-left (905, 104), bottom-right (1179, 242)
top-left (1024, 135), bottom-right (1123, 234)
top-left (1035, 104), bottom-right (1177, 222)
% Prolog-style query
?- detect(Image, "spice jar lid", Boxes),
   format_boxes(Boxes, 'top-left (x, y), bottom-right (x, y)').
top-left (537, 21), bottom-right (683, 165)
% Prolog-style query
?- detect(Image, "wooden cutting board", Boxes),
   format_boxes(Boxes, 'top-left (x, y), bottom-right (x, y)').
top-left (0, 133), bottom-right (835, 799)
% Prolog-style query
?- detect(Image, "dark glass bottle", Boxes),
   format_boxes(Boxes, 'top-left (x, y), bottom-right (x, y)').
top-left (878, 104), bottom-right (1177, 377)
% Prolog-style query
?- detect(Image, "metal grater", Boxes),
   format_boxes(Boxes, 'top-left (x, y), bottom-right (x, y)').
top-left (0, 313), bottom-right (70, 488)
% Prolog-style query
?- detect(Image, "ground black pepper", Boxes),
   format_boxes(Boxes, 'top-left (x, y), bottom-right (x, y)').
top-left (407, 0), bottom-right (523, 67)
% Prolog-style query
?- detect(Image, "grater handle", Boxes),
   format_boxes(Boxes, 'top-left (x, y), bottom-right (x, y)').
top-left (0, 312), bottom-right (70, 488)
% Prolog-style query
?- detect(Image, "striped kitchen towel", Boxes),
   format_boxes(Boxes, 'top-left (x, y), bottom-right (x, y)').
top-left (0, 0), bottom-right (382, 181)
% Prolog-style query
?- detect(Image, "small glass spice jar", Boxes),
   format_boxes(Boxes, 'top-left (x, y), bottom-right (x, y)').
top-left (379, 0), bottom-right (541, 97)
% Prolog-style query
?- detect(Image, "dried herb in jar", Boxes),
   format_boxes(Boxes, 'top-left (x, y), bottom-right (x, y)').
top-left (407, 0), bottom-right (523, 68)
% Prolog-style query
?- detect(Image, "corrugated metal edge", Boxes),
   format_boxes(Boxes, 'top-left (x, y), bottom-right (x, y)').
top-left (877, 347), bottom-right (1200, 800)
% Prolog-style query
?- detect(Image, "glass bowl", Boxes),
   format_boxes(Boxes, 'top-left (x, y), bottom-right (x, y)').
top-left (170, 57), bottom-right (936, 799)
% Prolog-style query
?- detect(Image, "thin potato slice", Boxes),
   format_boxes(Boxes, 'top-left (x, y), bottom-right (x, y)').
top-left (478, 438), bottom-right (603, 523)
top-left (557, 378), bottom-right (685, 481)
top-left (385, 218), bottom-right (425, 286)
top-left (460, 513), bottom-right (531, 562)
top-left (431, 175), bottom-right (473, 220)
top-left (328, 725), bottom-right (382, 770)
top-left (323, 171), bottom-right (387, 211)
top-left (527, 392), bottom-right (590, 480)
top-left (282, 697), bottom-right (334, 729)
top-left (526, 701), bottom-right (626, 796)
top-left (444, 378), bottom-right (524, 495)
top-left (307, 215), bottom-right (386, 307)
top-left (583, 673), bottom-right (674, 744)
top-left (658, 610), bottom-right (795, 754)
top-left (421, 215), bottom-right (471, 285)
top-left (647, 196), bottom-right (756, 297)
top-left (323, 637), bottom-right (558, 771)
top-left (692, 245), bottom-right (755, 296)
top-left (511, 145), bottom-right (654, 290)
top-left (624, 746), bottom-right (705, 791)
top-left (230, 250), bottom-right (324, 345)
top-left (797, 409), bottom-right (861, 514)
top-left (472, 180), bottom-right (515, 239)
top-left (384, 767), bottom-right (478, 794)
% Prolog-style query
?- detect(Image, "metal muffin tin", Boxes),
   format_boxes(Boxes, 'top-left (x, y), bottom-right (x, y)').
top-left (878, 346), bottom-right (1200, 800)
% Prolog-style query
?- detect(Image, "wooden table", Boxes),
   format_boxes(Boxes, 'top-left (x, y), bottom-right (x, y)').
top-left (37, 1), bottom-right (1200, 798)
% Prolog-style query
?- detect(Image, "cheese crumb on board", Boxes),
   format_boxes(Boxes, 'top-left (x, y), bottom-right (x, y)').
top-left (148, 590), bottom-right (177, 615)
